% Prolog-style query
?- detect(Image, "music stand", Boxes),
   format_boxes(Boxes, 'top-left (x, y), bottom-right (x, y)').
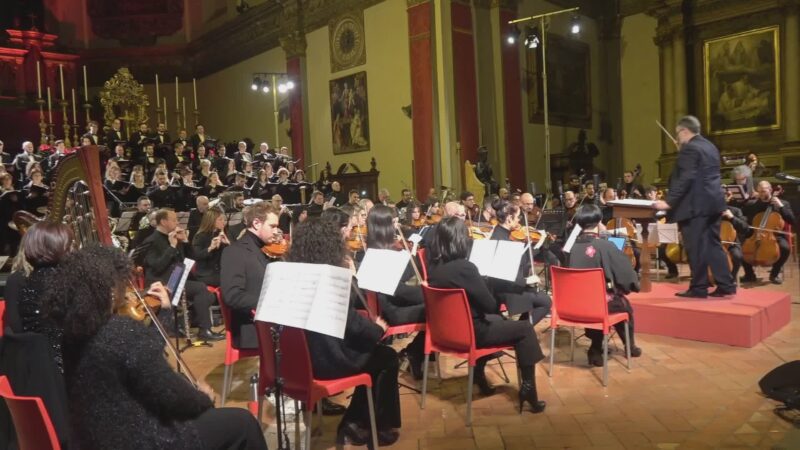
top-left (538, 209), bottom-right (566, 238)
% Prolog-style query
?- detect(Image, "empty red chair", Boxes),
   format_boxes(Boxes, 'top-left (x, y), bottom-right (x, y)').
top-left (420, 285), bottom-right (515, 426)
top-left (364, 290), bottom-right (425, 340)
top-left (548, 266), bottom-right (631, 386)
top-left (255, 321), bottom-right (379, 449)
top-left (0, 376), bottom-right (61, 450)
top-left (217, 294), bottom-right (259, 405)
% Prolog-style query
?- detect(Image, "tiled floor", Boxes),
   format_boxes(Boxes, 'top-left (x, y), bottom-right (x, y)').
top-left (184, 263), bottom-right (800, 449)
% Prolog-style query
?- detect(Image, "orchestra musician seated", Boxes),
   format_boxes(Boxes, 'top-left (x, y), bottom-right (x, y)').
top-left (187, 195), bottom-right (210, 238)
top-left (741, 180), bottom-right (795, 284)
top-left (191, 207), bottom-right (230, 287)
top-left (45, 245), bottom-right (267, 450)
top-left (427, 217), bottom-right (546, 413)
top-left (142, 208), bottom-right (223, 341)
top-left (568, 204), bottom-right (642, 365)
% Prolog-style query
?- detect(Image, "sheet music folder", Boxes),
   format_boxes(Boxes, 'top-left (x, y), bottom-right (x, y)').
top-left (255, 262), bottom-right (352, 339)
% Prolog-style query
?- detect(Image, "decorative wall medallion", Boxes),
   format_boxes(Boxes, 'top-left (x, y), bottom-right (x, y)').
top-left (329, 11), bottom-right (366, 73)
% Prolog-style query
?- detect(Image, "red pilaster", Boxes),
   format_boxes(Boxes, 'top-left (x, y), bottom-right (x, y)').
top-left (408, 1), bottom-right (435, 201)
top-left (450, 1), bottom-right (479, 169)
top-left (499, 7), bottom-right (526, 191)
top-left (286, 57), bottom-right (305, 165)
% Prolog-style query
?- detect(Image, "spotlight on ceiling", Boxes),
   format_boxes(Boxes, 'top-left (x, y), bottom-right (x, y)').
top-left (507, 26), bottom-right (520, 45)
top-left (570, 16), bottom-right (581, 35)
top-left (524, 26), bottom-right (540, 49)
top-left (286, 80), bottom-right (295, 90)
top-left (251, 77), bottom-right (261, 91)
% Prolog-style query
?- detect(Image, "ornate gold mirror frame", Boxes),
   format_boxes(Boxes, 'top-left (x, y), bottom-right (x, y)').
top-left (100, 67), bottom-right (150, 135)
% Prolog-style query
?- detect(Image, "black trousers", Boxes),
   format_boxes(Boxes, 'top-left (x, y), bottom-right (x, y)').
top-left (185, 280), bottom-right (215, 330)
top-left (742, 236), bottom-right (790, 278)
top-left (586, 295), bottom-right (635, 350)
top-left (680, 215), bottom-right (734, 291)
top-left (474, 314), bottom-right (544, 367)
top-left (500, 290), bottom-right (552, 327)
top-left (194, 407), bottom-right (268, 450)
top-left (342, 345), bottom-right (401, 431)
top-left (729, 244), bottom-right (743, 280)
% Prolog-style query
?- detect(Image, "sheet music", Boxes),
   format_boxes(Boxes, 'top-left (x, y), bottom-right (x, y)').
top-left (468, 239), bottom-right (525, 282)
top-left (563, 225), bottom-right (583, 253)
top-left (172, 258), bottom-right (195, 307)
top-left (468, 239), bottom-right (497, 276)
top-left (356, 249), bottom-right (410, 296)
top-left (255, 262), bottom-right (351, 339)
top-left (534, 232), bottom-right (547, 250)
top-left (656, 222), bottom-right (680, 244)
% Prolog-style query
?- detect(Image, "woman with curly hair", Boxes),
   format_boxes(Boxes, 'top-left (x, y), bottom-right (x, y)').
top-left (287, 217), bottom-right (401, 446)
top-left (45, 245), bottom-right (267, 450)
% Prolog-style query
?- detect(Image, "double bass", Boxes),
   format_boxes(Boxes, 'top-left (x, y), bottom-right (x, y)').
top-left (742, 186), bottom-right (785, 266)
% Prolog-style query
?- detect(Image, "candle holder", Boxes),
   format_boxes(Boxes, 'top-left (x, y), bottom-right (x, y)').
top-left (193, 109), bottom-right (200, 128)
top-left (60, 100), bottom-right (72, 148)
top-left (175, 108), bottom-right (182, 133)
top-left (156, 107), bottom-right (163, 125)
top-left (36, 98), bottom-right (47, 147)
top-left (83, 102), bottom-right (92, 124)
top-left (47, 122), bottom-right (55, 148)
top-left (73, 120), bottom-right (80, 146)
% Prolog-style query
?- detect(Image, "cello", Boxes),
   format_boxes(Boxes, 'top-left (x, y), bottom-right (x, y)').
top-left (742, 186), bottom-right (784, 267)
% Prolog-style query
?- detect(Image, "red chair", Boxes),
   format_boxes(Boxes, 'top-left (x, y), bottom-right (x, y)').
top-left (548, 266), bottom-right (631, 386)
top-left (0, 376), bottom-right (61, 450)
top-left (420, 285), bottom-right (516, 426)
top-left (217, 294), bottom-right (259, 405)
top-left (1, 300), bottom-right (5, 337)
top-left (364, 290), bottom-right (425, 339)
top-left (417, 248), bottom-right (429, 281)
top-left (255, 321), bottom-right (379, 449)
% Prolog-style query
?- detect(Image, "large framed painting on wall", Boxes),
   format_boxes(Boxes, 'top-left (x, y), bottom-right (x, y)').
top-left (525, 33), bottom-right (591, 129)
top-left (330, 71), bottom-right (370, 155)
top-left (704, 26), bottom-right (780, 135)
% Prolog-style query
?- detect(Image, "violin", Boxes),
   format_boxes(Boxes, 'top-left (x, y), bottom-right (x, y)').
top-left (509, 225), bottom-right (552, 243)
top-left (742, 186), bottom-right (784, 266)
top-left (117, 286), bottom-right (163, 322)
top-left (262, 239), bottom-right (288, 258)
top-left (346, 224), bottom-right (367, 252)
top-left (426, 214), bottom-right (442, 225)
top-left (411, 217), bottom-right (426, 228)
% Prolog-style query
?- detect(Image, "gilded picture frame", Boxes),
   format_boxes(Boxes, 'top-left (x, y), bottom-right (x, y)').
top-left (704, 26), bottom-right (780, 135)
top-left (330, 71), bottom-right (370, 155)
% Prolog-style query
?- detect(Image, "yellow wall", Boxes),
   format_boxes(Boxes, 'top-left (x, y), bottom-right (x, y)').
top-left (620, 13), bottom-right (662, 186)
top-left (304, 0), bottom-right (413, 199)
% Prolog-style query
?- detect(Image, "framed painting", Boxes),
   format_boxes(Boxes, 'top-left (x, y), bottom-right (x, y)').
top-left (330, 71), bottom-right (370, 154)
top-left (704, 26), bottom-right (780, 135)
top-left (525, 33), bottom-right (591, 128)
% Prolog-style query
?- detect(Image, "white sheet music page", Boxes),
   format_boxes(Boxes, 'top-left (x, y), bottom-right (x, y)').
top-left (172, 258), bottom-right (195, 307)
top-left (468, 239), bottom-right (497, 276)
top-left (255, 262), bottom-right (352, 338)
top-left (563, 225), bottom-right (583, 253)
top-left (356, 248), bottom-right (410, 296)
top-left (489, 240), bottom-right (526, 281)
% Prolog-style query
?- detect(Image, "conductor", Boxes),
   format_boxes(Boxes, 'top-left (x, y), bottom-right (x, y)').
top-left (653, 115), bottom-right (735, 298)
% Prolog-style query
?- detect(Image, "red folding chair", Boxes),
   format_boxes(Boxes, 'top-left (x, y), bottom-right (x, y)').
top-left (548, 266), bottom-right (631, 386)
top-left (255, 321), bottom-right (380, 449)
top-left (217, 293), bottom-right (259, 405)
top-left (420, 285), bottom-right (516, 426)
top-left (417, 248), bottom-right (429, 281)
top-left (364, 290), bottom-right (425, 339)
top-left (0, 376), bottom-right (61, 450)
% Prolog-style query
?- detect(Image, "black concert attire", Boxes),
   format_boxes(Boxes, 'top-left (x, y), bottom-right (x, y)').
top-left (155, 131), bottom-right (171, 147)
top-left (187, 208), bottom-right (205, 238)
top-left (191, 230), bottom-right (228, 287)
top-left (220, 230), bottom-right (274, 349)
top-left (142, 230), bottom-right (215, 332)
top-left (128, 131), bottom-right (151, 160)
top-left (202, 183), bottom-right (226, 199)
top-left (569, 233), bottom-right (639, 354)
top-left (189, 134), bottom-right (208, 152)
top-left (105, 128), bottom-right (127, 147)
top-left (233, 151), bottom-right (252, 172)
top-left (147, 184), bottom-right (180, 209)
top-left (723, 206), bottom-right (751, 280)
top-left (488, 226), bottom-right (552, 327)
top-left (81, 132), bottom-right (100, 146)
top-left (250, 181), bottom-right (272, 200)
top-left (622, 182), bottom-right (644, 199)
top-left (306, 292), bottom-right (401, 433)
top-left (374, 260), bottom-right (426, 373)
top-left (665, 135), bottom-right (735, 294)
top-left (742, 199), bottom-right (795, 280)
top-left (427, 258), bottom-right (544, 373)
top-left (327, 190), bottom-right (347, 207)
top-left (63, 311), bottom-right (266, 450)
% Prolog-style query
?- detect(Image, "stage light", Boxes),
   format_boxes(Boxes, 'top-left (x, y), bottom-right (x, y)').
top-left (251, 77), bottom-right (262, 91)
top-left (507, 26), bottom-right (520, 45)
top-left (262, 85), bottom-right (269, 93)
top-left (278, 83), bottom-right (288, 93)
top-left (570, 16), bottom-right (581, 34)
top-left (251, 82), bottom-right (258, 91)
top-left (524, 27), bottom-right (540, 49)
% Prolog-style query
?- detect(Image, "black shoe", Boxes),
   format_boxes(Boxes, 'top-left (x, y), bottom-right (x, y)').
top-left (665, 272), bottom-right (678, 280)
top-left (377, 428), bottom-right (400, 446)
top-left (197, 328), bottom-right (225, 342)
top-left (320, 398), bottom-right (346, 416)
top-left (626, 346), bottom-right (642, 358)
top-left (336, 421), bottom-right (369, 446)
top-left (740, 274), bottom-right (758, 283)
top-left (518, 381), bottom-right (546, 414)
top-left (587, 348), bottom-right (604, 367)
top-left (770, 274), bottom-right (783, 285)
top-left (709, 288), bottom-right (736, 297)
top-left (406, 352), bottom-right (424, 381)
top-left (473, 369), bottom-right (496, 396)
top-left (675, 290), bottom-right (707, 299)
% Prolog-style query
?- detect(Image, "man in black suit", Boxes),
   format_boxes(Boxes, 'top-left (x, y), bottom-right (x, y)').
top-left (142, 208), bottom-right (223, 341)
top-left (654, 115), bottom-right (735, 298)
top-left (190, 124), bottom-right (208, 151)
top-left (82, 121), bottom-right (101, 146)
top-left (129, 122), bottom-right (151, 161)
top-left (105, 118), bottom-right (127, 145)
top-left (154, 122), bottom-right (171, 146)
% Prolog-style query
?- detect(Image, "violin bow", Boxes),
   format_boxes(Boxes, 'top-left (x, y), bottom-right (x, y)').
top-left (394, 223), bottom-right (425, 282)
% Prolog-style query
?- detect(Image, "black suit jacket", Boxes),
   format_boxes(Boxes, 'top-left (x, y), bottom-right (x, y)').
top-left (220, 231), bottom-right (272, 348)
top-left (142, 229), bottom-right (186, 286)
top-left (105, 129), bottom-right (127, 145)
top-left (666, 135), bottom-right (726, 223)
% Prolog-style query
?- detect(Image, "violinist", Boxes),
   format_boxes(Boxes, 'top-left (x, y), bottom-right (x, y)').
top-left (401, 201), bottom-right (425, 236)
top-left (488, 199), bottom-right (553, 327)
top-left (142, 209), bottom-right (222, 341)
top-left (519, 193), bottom-right (540, 225)
top-left (460, 191), bottom-right (480, 221)
top-left (581, 181), bottom-right (597, 205)
top-left (191, 207), bottom-right (229, 287)
top-left (741, 180), bottom-right (795, 284)
top-left (271, 193), bottom-right (292, 234)
top-left (563, 190), bottom-right (578, 224)
top-left (479, 197), bottom-right (498, 225)
top-left (46, 245), bottom-right (267, 450)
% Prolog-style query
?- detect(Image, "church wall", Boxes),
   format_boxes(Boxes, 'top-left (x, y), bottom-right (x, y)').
top-left (620, 13), bottom-right (662, 185)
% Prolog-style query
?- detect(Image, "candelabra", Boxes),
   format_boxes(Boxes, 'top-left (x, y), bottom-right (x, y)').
top-left (175, 107), bottom-right (182, 133)
top-left (193, 109), bottom-right (200, 128)
top-left (60, 100), bottom-right (72, 147)
top-left (83, 102), bottom-right (92, 126)
top-left (73, 118), bottom-right (80, 146)
top-left (156, 106), bottom-right (163, 126)
top-left (36, 98), bottom-right (47, 147)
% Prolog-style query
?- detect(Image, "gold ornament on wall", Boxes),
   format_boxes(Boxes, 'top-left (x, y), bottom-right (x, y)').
top-left (100, 67), bottom-right (150, 135)
top-left (329, 11), bottom-right (367, 73)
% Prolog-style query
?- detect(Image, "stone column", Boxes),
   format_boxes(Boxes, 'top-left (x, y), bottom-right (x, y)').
top-left (785, 2), bottom-right (800, 142)
top-left (672, 26), bottom-right (688, 120)
top-left (281, 31), bottom-right (309, 166)
top-left (655, 30), bottom-right (675, 153)
top-left (407, 0), bottom-right (436, 200)
top-left (496, 1), bottom-right (526, 191)
top-left (450, 0), bottom-right (480, 167)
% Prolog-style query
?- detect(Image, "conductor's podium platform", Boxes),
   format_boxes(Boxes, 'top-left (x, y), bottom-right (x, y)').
top-left (628, 283), bottom-right (791, 347)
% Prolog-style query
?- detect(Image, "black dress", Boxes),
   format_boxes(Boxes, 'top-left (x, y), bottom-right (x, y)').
top-left (191, 230), bottom-right (227, 287)
top-left (9, 266), bottom-right (64, 372)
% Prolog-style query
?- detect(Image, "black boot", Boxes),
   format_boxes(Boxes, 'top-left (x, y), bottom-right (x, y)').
top-left (473, 359), bottom-right (496, 396)
top-left (518, 381), bottom-right (546, 414)
top-left (587, 347), bottom-right (604, 367)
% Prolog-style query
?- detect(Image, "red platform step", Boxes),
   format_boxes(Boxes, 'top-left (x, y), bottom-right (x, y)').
top-left (627, 283), bottom-right (791, 348)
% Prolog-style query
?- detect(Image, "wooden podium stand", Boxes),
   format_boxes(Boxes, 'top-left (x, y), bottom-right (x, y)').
top-left (608, 200), bottom-right (659, 293)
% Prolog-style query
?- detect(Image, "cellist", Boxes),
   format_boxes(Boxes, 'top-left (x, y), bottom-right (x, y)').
top-left (741, 181), bottom-right (795, 284)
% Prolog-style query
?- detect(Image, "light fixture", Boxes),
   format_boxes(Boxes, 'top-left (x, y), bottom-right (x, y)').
top-left (278, 83), bottom-right (288, 93)
top-left (507, 26), bottom-right (520, 45)
top-left (262, 85), bottom-right (269, 93)
top-left (251, 76), bottom-right (262, 91)
top-left (524, 26), bottom-right (540, 49)
top-left (286, 80), bottom-right (295, 90)
top-left (570, 15), bottom-right (581, 35)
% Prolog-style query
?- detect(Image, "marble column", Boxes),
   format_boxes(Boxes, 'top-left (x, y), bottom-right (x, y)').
top-left (281, 32), bottom-right (308, 166)
top-left (450, 0), bottom-right (480, 166)
top-left (497, 2), bottom-right (526, 191)
top-left (785, 2), bottom-right (800, 142)
top-left (672, 26), bottom-right (688, 120)
top-left (408, 0), bottom-right (436, 200)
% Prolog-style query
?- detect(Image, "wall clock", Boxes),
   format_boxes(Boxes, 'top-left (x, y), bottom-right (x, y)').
top-left (329, 12), bottom-right (366, 73)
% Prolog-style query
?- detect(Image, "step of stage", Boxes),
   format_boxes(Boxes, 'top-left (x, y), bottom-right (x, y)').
top-left (627, 283), bottom-right (791, 347)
